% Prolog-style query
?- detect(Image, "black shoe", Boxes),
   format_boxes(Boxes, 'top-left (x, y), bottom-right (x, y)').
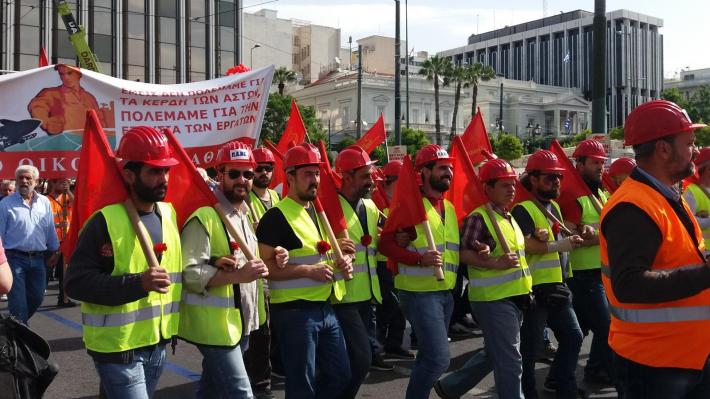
top-left (448, 322), bottom-right (473, 339)
top-left (537, 341), bottom-right (557, 363)
top-left (57, 299), bottom-right (78, 308)
top-left (384, 346), bottom-right (415, 359)
top-left (543, 379), bottom-right (558, 393)
top-left (584, 367), bottom-right (613, 386)
top-left (254, 388), bottom-right (275, 399)
top-left (458, 316), bottom-right (478, 330)
top-left (370, 353), bottom-right (394, 371)
top-left (433, 380), bottom-right (452, 399)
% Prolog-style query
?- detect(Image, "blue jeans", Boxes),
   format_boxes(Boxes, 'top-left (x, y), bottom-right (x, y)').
top-left (438, 299), bottom-right (524, 399)
top-left (399, 290), bottom-right (453, 399)
top-left (614, 352), bottom-right (710, 399)
top-left (6, 251), bottom-right (47, 324)
top-left (93, 344), bottom-right (166, 399)
top-left (521, 297), bottom-right (583, 398)
top-left (270, 302), bottom-right (350, 399)
top-left (567, 270), bottom-right (613, 376)
top-left (196, 344), bottom-right (254, 399)
top-left (333, 302), bottom-right (372, 399)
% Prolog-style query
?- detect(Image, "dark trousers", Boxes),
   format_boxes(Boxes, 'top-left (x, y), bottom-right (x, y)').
top-left (450, 265), bottom-right (471, 325)
top-left (244, 291), bottom-right (272, 393)
top-left (375, 262), bottom-right (406, 350)
top-left (55, 253), bottom-right (68, 304)
top-left (614, 352), bottom-right (710, 399)
top-left (333, 301), bottom-right (372, 399)
top-left (567, 269), bottom-right (613, 376)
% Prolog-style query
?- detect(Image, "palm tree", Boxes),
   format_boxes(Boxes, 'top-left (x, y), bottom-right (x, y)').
top-left (419, 55), bottom-right (452, 145)
top-left (444, 63), bottom-right (469, 142)
top-left (465, 62), bottom-right (496, 118)
top-left (273, 66), bottom-right (298, 96)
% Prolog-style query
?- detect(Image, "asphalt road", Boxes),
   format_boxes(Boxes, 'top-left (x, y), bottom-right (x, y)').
top-left (2, 281), bottom-right (619, 399)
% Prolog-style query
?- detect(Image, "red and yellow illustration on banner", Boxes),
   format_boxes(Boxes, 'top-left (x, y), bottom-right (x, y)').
top-left (0, 64), bottom-right (274, 178)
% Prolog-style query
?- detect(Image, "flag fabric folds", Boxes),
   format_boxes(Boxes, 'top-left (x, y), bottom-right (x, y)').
top-left (446, 136), bottom-right (488, 225)
top-left (269, 100), bottom-right (307, 194)
top-left (61, 110), bottom-right (128, 261)
top-left (317, 163), bottom-right (348, 236)
top-left (355, 114), bottom-right (387, 154)
top-left (549, 140), bottom-right (594, 224)
top-left (381, 156), bottom-right (427, 235)
top-left (460, 108), bottom-right (494, 165)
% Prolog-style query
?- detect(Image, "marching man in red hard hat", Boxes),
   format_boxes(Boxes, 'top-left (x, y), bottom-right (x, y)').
top-left (435, 159), bottom-right (533, 399)
top-left (178, 141), bottom-right (283, 398)
top-left (511, 150), bottom-right (585, 398)
top-left (564, 139), bottom-right (617, 389)
top-left (249, 147), bottom-right (281, 221)
top-left (600, 100), bottom-right (710, 398)
top-left (378, 144), bottom-right (460, 399)
top-left (607, 157), bottom-right (636, 193)
top-left (65, 126), bottom-right (183, 398)
top-left (683, 147), bottom-right (710, 253)
top-left (256, 143), bottom-right (353, 398)
top-left (330, 145), bottom-right (384, 398)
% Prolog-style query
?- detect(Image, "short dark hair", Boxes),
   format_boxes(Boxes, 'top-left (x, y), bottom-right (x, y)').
top-left (520, 173), bottom-right (533, 191)
top-left (123, 161), bottom-right (144, 174)
top-left (633, 136), bottom-right (674, 162)
top-left (576, 156), bottom-right (587, 165)
top-left (485, 179), bottom-right (498, 188)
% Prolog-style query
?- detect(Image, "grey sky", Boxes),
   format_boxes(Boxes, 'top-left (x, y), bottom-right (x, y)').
top-left (246, 0), bottom-right (708, 79)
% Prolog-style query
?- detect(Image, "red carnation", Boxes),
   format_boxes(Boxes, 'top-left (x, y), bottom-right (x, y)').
top-left (153, 242), bottom-right (168, 255)
top-left (316, 240), bottom-right (332, 255)
top-left (226, 64), bottom-right (252, 75)
top-left (551, 222), bottom-right (561, 236)
top-left (360, 234), bottom-right (373, 246)
top-left (230, 241), bottom-right (240, 252)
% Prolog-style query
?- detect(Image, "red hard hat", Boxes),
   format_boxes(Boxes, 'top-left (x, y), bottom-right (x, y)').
top-left (479, 159), bottom-right (517, 182)
top-left (336, 145), bottom-right (378, 173)
top-left (383, 160), bottom-right (403, 177)
top-left (283, 143), bottom-right (322, 171)
top-left (415, 144), bottom-right (453, 169)
top-left (525, 150), bottom-right (565, 173)
top-left (253, 147), bottom-right (276, 164)
top-left (216, 140), bottom-right (255, 168)
top-left (116, 126), bottom-right (179, 167)
top-left (609, 157), bottom-right (637, 177)
top-left (694, 148), bottom-right (710, 166)
top-left (572, 139), bottom-right (607, 160)
top-left (624, 100), bottom-right (706, 146)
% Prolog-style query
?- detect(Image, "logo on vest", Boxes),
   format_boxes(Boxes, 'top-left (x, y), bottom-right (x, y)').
top-left (99, 243), bottom-right (113, 257)
top-left (230, 149), bottom-right (250, 161)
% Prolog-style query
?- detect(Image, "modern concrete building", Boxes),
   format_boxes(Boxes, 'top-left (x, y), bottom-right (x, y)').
top-left (292, 70), bottom-right (590, 146)
top-left (664, 67), bottom-right (710, 102)
top-left (439, 9), bottom-right (664, 130)
top-left (0, 2), bottom-right (340, 85)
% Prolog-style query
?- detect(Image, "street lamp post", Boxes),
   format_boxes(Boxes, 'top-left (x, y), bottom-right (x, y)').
top-left (250, 44), bottom-right (261, 68)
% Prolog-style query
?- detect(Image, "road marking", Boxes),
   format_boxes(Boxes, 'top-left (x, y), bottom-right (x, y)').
top-left (38, 309), bottom-right (201, 382)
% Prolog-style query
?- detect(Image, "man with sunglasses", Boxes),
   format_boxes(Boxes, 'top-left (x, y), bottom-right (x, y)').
top-left (511, 150), bottom-right (585, 399)
top-left (179, 141), bottom-right (286, 398)
top-left (246, 146), bottom-right (281, 399)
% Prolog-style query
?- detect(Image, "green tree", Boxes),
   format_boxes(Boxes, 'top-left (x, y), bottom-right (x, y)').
top-left (696, 126), bottom-right (710, 147)
top-left (661, 87), bottom-right (688, 109)
top-left (689, 85), bottom-right (710, 123)
top-left (465, 62), bottom-right (496, 118)
top-left (492, 134), bottom-right (524, 161)
top-left (609, 126), bottom-right (624, 140)
top-left (260, 93), bottom-right (325, 144)
top-left (443, 63), bottom-right (468, 142)
top-left (419, 55), bottom-right (452, 145)
top-left (401, 127), bottom-right (430, 156)
top-left (272, 66), bottom-right (298, 96)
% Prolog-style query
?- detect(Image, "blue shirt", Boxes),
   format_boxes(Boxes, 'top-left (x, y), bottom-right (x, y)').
top-left (635, 166), bottom-right (681, 202)
top-left (0, 192), bottom-right (60, 252)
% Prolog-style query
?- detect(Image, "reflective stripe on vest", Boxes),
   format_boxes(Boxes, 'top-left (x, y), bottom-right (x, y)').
top-left (600, 176), bottom-right (710, 370)
top-left (398, 263), bottom-right (458, 276)
top-left (467, 205), bottom-right (532, 301)
top-left (178, 206), bottom-right (243, 346)
top-left (81, 202), bottom-right (182, 353)
top-left (515, 201), bottom-right (564, 285)
top-left (270, 198), bottom-right (345, 303)
top-left (686, 184), bottom-right (710, 241)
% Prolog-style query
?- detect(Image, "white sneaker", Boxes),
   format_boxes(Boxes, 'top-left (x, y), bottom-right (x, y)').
top-left (0, 294), bottom-right (7, 301)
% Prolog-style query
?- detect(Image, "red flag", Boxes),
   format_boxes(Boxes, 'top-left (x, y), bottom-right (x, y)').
top-left (39, 48), bottom-right (49, 67)
top-left (355, 114), bottom-right (387, 154)
top-left (602, 171), bottom-right (618, 194)
top-left (549, 140), bottom-right (594, 224)
top-left (163, 130), bottom-right (219, 228)
top-left (446, 136), bottom-right (488, 225)
top-left (382, 156), bottom-right (427, 234)
top-left (317, 164), bottom-right (348, 235)
top-left (513, 180), bottom-right (535, 205)
top-left (461, 108), bottom-right (494, 165)
top-left (268, 100), bottom-right (307, 193)
top-left (372, 178), bottom-right (390, 210)
top-left (317, 140), bottom-right (342, 189)
top-left (61, 111), bottom-right (128, 261)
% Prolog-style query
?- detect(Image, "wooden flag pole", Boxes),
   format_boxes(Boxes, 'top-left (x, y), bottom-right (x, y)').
top-left (530, 198), bottom-right (574, 236)
top-left (589, 194), bottom-right (603, 214)
top-left (123, 198), bottom-right (161, 269)
top-left (313, 202), bottom-right (354, 280)
top-left (213, 191), bottom-right (256, 260)
top-left (421, 219), bottom-right (445, 281)
top-left (484, 203), bottom-right (511, 254)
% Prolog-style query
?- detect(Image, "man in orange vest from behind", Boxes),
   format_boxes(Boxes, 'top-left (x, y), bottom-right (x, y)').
top-left (600, 99), bottom-right (710, 398)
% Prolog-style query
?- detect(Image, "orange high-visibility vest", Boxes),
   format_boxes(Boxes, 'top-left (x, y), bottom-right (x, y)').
top-left (600, 176), bottom-right (710, 370)
top-left (48, 193), bottom-right (72, 241)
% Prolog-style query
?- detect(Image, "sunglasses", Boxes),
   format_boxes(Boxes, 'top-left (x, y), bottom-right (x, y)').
top-left (541, 173), bottom-right (564, 181)
top-left (255, 165), bottom-right (274, 173)
top-left (226, 169), bottom-right (254, 180)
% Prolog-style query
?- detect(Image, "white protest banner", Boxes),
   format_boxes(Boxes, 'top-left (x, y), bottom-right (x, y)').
top-left (0, 64), bottom-right (274, 178)
top-left (387, 145), bottom-right (407, 162)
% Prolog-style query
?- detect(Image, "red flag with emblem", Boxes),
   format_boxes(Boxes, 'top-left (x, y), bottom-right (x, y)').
top-left (446, 136), bottom-right (488, 225)
top-left (355, 114), bottom-right (387, 154)
top-left (550, 140), bottom-right (595, 224)
top-left (461, 108), bottom-right (494, 165)
top-left (61, 110), bottom-right (128, 261)
top-left (163, 130), bottom-right (219, 228)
